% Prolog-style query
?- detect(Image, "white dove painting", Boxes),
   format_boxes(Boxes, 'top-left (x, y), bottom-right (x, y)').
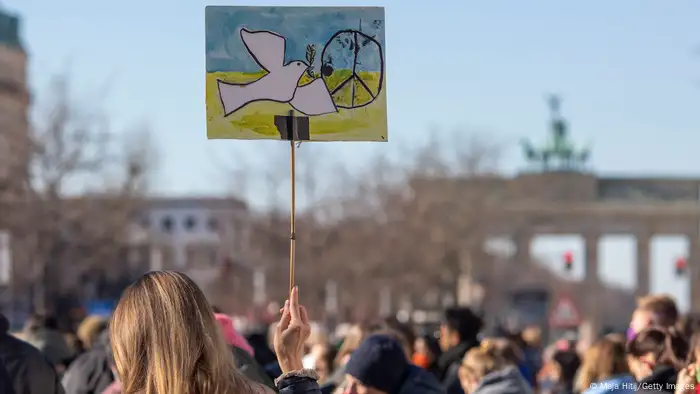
top-left (205, 6), bottom-right (388, 141)
top-left (217, 28), bottom-right (338, 117)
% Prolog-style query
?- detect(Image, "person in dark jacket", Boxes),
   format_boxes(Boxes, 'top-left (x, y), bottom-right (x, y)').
top-left (543, 350), bottom-right (580, 394)
top-left (265, 360), bottom-right (284, 381)
top-left (232, 344), bottom-right (276, 389)
top-left (342, 334), bottom-right (445, 394)
top-left (413, 334), bottom-right (442, 378)
top-left (22, 313), bottom-right (74, 373)
top-left (61, 328), bottom-right (114, 394)
top-left (437, 307), bottom-right (483, 394)
top-left (212, 312), bottom-right (276, 389)
top-left (0, 313), bottom-right (65, 394)
top-left (0, 360), bottom-right (16, 394)
top-left (246, 329), bottom-right (278, 367)
top-left (626, 326), bottom-right (687, 394)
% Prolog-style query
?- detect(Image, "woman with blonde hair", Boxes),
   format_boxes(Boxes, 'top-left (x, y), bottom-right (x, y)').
top-left (459, 338), bottom-right (532, 394)
top-left (110, 271), bottom-right (321, 394)
top-left (334, 323), bottom-right (368, 368)
top-left (77, 315), bottom-right (107, 350)
top-left (579, 337), bottom-right (634, 394)
top-left (322, 323), bottom-right (369, 393)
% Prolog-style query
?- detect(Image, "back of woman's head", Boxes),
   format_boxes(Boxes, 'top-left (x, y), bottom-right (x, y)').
top-left (77, 315), bottom-right (107, 349)
top-left (487, 337), bottom-right (523, 365)
top-left (578, 337), bottom-right (628, 392)
top-left (110, 271), bottom-right (251, 394)
top-left (503, 331), bottom-right (526, 351)
top-left (551, 350), bottom-right (581, 383)
top-left (461, 338), bottom-right (512, 380)
top-left (626, 326), bottom-right (688, 369)
top-left (335, 323), bottom-right (369, 367)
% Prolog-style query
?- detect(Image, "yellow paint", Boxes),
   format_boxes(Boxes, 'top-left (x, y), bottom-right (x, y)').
top-left (205, 71), bottom-right (388, 141)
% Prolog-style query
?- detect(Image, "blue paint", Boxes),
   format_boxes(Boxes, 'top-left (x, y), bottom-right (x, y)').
top-left (205, 6), bottom-right (385, 73)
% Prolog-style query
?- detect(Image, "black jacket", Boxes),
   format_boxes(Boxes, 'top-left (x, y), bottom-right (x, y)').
top-left (437, 340), bottom-right (479, 394)
top-left (397, 365), bottom-right (445, 394)
top-left (0, 314), bottom-right (65, 394)
top-left (0, 361), bottom-right (15, 394)
top-left (635, 365), bottom-right (678, 394)
top-left (231, 346), bottom-right (276, 390)
top-left (278, 374), bottom-right (321, 394)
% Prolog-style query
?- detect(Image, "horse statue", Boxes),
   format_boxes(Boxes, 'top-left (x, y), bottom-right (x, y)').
top-left (520, 139), bottom-right (540, 163)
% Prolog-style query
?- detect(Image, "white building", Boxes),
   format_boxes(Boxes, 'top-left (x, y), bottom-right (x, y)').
top-left (136, 197), bottom-right (252, 287)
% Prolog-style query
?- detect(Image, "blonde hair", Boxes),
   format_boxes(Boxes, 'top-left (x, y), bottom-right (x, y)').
top-left (577, 337), bottom-right (629, 393)
top-left (307, 324), bottom-right (328, 347)
top-left (77, 315), bottom-right (107, 349)
top-left (460, 338), bottom-right (512, 380)
top-left (335, 323), bottom-right (368, 367)
top-left (110, 271), bottom-right (254, 394)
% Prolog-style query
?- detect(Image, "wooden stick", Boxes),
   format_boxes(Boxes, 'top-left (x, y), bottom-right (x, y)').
top-left (288, 110), bottom-right (297, 293)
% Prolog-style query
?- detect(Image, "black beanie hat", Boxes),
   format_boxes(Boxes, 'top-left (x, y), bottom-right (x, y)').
top-left (345, 334), bottom-right (408, 393)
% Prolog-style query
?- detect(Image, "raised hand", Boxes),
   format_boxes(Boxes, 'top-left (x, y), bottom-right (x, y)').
top-left (273, 287), bottom-right (311, 373)
top-left (674, 364), bottom-right (697, 394)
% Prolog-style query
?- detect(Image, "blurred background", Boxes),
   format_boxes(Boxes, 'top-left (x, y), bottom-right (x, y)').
top-left (0, 0), bottom-right (698, 345)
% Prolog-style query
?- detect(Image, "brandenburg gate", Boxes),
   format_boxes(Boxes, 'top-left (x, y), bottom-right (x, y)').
top-left (481, 96), bottom-right (700, 332)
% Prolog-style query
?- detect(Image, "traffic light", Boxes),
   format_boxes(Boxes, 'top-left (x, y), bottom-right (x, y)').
top-left (675, 256), bottom-right (687, 276)
top-left (563, 251), bottom-right (573, 271)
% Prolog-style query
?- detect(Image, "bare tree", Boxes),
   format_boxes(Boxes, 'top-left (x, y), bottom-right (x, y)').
top-left (2, 74), bottom-right (153, 313)
top-left (234, 128), bottom-right (505, 320)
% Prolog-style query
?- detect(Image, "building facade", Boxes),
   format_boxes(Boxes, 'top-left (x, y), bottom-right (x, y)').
top-left (0, 9), bottom-right (29, 193)
top-left (134, 197), bottom-right (260, 313)
top-left (432, 97), bottom-right (700, 336)
top-left (0, 10), bottom-right (264, 318)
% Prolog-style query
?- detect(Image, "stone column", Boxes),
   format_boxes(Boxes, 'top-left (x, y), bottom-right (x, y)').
top-left (508, 232), bottom-right (531, 303)
top-left (584, 233), bottom-right (602, 335)
top-left (513, 232), bottom-right (532, 265)
top-left (584, 234), bottom-right (599, 285)
top-left (635, 233), bottom-right (651, 299)
top-left (690, 233), bottom-right (700, 311)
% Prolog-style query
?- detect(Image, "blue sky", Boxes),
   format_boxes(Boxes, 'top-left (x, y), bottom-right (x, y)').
top-left (205, 6), bottom-right (385, 73)
top-left (5, 0), bottom-right (700, 312)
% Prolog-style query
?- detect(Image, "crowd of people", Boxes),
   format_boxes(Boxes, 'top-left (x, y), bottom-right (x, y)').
top-left (1, 271), bottom-right (700, 394)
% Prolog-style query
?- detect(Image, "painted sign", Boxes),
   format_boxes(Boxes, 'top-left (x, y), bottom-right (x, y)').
top-left (205, 6), bottom-right (387, 141)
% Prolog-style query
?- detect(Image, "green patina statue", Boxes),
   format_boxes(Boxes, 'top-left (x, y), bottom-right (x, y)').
top-left (521, 95), bottom-right (590, 172)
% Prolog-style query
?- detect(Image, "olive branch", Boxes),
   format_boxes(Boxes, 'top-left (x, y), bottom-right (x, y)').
top-left (305, 44), bottom-right (317, 79)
